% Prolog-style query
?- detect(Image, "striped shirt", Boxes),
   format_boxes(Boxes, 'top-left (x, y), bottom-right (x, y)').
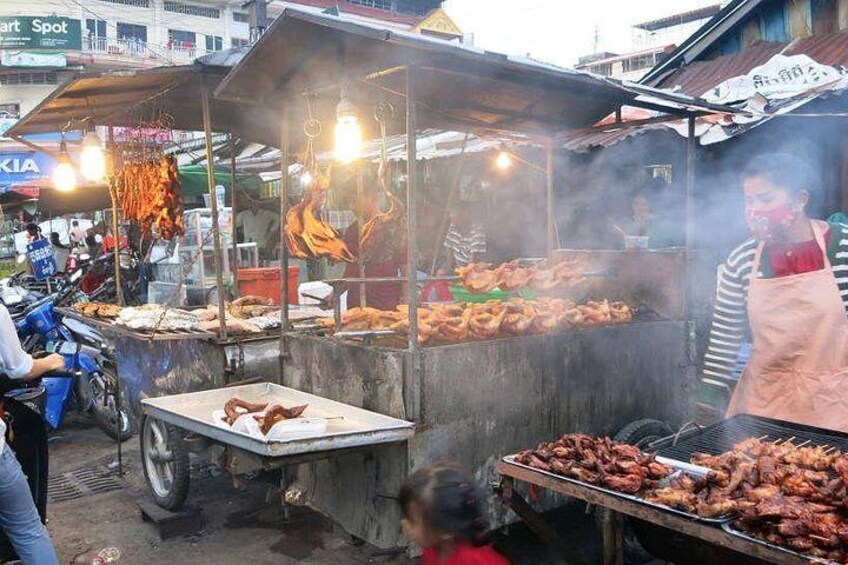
top-left (702, 222), bottom-right (848, 383)
top-left (445, 223), bottom-right (487, 268)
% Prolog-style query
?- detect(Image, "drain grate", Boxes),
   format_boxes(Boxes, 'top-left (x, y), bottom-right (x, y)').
top-left (48, 465), bottom-right (123, 503)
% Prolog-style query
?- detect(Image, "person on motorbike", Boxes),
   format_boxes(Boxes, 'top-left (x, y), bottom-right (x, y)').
top-left (0, 304), bottom-right (61, 564)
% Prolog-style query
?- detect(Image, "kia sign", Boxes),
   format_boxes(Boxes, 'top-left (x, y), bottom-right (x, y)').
top-left (0, 152), bottom-right (56, 187)
top-left (0, 17), bottom-right (82, 50)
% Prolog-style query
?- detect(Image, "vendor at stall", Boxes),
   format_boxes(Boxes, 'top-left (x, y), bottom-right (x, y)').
top-left (236, 197), bottom-right (280, 262)
top-left (324, 182), bottom-right (407, 310)
top-left (699, 153), bottom-right (848, 431)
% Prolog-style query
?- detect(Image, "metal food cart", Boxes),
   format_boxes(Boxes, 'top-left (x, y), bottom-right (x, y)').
top-left (208, 7), bottom-right (741, 549)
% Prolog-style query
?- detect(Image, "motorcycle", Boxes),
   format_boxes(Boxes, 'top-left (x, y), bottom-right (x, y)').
top-left (13, 291), bottom-right (132, 442)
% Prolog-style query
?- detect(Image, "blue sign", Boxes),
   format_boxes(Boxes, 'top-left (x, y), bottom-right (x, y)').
top-left (0, 151), bottom-right (56, 187)
top-left (26, 238), bottom-right (57, 281)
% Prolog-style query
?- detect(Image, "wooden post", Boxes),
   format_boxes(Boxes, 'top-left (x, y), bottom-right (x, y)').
top-left (108, 126), bottom-right (123, 306)
top-left (201, 76), bottom-right (228, 340)
top-left (229, 133), bottom-right (239, 297)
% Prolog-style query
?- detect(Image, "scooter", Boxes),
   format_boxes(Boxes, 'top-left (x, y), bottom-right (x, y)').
top-left (14, 293), bottom-right (132, 442)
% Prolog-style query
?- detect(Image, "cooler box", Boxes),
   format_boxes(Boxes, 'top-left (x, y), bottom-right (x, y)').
top-left (237, 267), bottom-right (299, 305)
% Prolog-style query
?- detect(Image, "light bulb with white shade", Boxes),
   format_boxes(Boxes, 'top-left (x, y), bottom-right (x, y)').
top-left (80, 131), bottom-right (106, 182)
top-left (496, 151), bottom-right (512, 170)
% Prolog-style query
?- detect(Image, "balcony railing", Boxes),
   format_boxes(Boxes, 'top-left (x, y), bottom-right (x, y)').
top-left (82, 36), bottom-right (195, 64)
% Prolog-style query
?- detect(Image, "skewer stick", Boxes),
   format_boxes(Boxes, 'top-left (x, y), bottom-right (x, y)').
top-left (794, 439), bottom-right (811, 449)
top-left (824, 446), bottom-right (838, 455)
top-left (757, 435), bottom-right (769, 441)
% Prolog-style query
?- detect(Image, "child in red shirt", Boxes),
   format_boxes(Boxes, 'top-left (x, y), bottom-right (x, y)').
top-left (399, 464), bottom-right (509, 565)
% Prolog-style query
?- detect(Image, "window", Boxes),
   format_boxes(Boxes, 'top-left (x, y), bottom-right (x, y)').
top-left (0, 103), bottom-right (20, 119)
top-left (98, 0), bottom-right (149, 6)
top-left (588, 63), bottom-right (612, 76)
top-left (345, 0), bottom-right (393, 10)
top-left (205, 35), bottom-right (223, 52)
top-left (85, 19), bottom-right (106, 39)
top-left (622, 53), bottom-right (657, 73)
top-left (233, 12), bottom-right (249, 23)
top-left (164, 1), bottom-right (220, 19)
top-left (117, 23), bottom-right (147, 43)
top-left (0, 73), bottom-right (58, 86)
top-left (231, 37), bottom-right (250, 48)
top-left (168, 29), bottom-right (196, 48)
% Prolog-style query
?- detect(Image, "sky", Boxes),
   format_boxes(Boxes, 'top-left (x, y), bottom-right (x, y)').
top-left (442, 0), bottom-right (721, 68)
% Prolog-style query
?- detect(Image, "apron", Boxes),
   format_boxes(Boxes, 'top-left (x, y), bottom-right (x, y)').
top-left (727, 220), bottom-right (848, 432)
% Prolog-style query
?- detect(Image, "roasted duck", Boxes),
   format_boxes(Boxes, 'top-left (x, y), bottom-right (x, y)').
top-left (286, 188), bottom-right (355, 263)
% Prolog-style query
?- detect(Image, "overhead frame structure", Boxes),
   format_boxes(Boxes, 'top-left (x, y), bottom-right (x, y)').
top-left (214, 7), bottom-right (740, 387)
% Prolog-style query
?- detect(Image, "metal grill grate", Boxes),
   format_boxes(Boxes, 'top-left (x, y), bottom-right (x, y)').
top-left (48, 465), bottom-right (123, 503)
top-left (657, 414), bottom-right (848, 462)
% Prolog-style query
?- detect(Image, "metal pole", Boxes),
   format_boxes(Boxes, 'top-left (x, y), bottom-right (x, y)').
top-left (685, 115), bottom-right (696, 320)
top-left (278, 109), bottom-right (290, 383)
top-left (357, 165), bottom-right (366, 307)
top-left (546, 140), bottom-right (555, 261)
top-left (201, 77), bottom-right (228, 340)
top-left (406, 67), bottom-right (420, 422)
top-left (229, 133), bottom-right (239, 297)
top-left (108, 126), bottom-right (123, 306)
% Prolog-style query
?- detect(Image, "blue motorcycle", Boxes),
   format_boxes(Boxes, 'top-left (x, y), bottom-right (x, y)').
top-left (14, 292), bottom-right (132, 442)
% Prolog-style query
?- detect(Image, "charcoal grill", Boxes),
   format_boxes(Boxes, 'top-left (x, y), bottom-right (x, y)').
top-left (656, 414), bottom-right (848, 462)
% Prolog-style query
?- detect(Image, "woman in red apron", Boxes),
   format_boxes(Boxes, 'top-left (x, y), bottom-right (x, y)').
top-left (701, 153), bottom-right (848, 432)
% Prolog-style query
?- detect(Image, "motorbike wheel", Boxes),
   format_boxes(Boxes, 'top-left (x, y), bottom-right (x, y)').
top-left (140, 416), bottom-right (190, 511)
top-left (89, 364), bottom-right (133, 442)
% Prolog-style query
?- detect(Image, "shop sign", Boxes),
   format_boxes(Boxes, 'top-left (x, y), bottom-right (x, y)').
top-left (0, 152), bottom-right (55, 184)
top-left (26, 238), bottom-right (57, 281)
top-left (0, 16), bottom-right (81, 50)
top-left (1, 50), bottom-right (67, 67)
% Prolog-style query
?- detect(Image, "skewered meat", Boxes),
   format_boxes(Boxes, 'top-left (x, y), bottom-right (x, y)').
top-left (223, 398), bottom-right (268, 425)
top-left (74, 302), bottom-right (123, 319)
top-left (360, 191), bottom-right (406, 264)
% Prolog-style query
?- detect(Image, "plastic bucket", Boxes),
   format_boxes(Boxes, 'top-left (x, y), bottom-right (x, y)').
top-left (237, 267), bottom-right (299, 305)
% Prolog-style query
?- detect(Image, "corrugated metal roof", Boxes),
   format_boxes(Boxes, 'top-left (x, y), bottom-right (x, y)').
top-left (658, 31), bottom-right (848, 96)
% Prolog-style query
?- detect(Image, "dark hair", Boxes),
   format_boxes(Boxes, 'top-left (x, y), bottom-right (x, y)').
top-left (398, 464), bottom-right (489, 546)
top-left (25, 223), bottom-right (40, 237)
top-left (72, 220), bottom-right (79, 226)
top-left (742, 153), bottom-right (816, 197)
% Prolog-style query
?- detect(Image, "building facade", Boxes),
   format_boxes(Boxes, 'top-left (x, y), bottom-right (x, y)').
top-left (577, 4), bottom-right (720, 81)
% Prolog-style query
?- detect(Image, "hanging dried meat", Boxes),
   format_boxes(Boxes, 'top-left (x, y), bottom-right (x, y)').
top-left (116, 156), bottom-right (184, 240)
top-left (360, 191), bottom-right (406, 264)
top-left (285, 187), bottom-right (355, 263)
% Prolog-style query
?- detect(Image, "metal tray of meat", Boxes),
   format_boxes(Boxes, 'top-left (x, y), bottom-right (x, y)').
top-left (658, 414), bottom-right (848, 462)
top-left (142, 382), bottom-right (414, 458)
top-left (721, 521), bottom-right (839, 565)
top-left (501, 455), bottom-right (734, 524)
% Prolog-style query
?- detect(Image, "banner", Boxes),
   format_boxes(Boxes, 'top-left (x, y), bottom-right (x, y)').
top-left (0, 152), bottom-right (56, 187)
top-left (0, 16), bottom-right (81, 50)
top-left (1, 50), bottom-right (67, 67)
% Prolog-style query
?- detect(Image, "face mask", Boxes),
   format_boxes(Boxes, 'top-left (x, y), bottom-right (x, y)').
top-left (746, 204), bottom-right (798, 240)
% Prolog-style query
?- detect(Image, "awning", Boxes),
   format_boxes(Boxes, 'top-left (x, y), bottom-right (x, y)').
top-left (5, 63), bottom-right (284, 147)
top-left (214, 7), bottom-right (737, 145)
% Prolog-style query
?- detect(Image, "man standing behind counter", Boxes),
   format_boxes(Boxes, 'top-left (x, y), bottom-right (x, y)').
top-left (237, 197), bottom-right (280, 262)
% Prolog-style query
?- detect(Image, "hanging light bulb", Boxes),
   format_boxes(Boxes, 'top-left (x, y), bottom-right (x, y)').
top-left (52, 140), bottom-right (77, 192)
top-left (496, 151), bottom-right (513, 170)
top-left (80, 130), bottom-right (106, 182)
top-left (334, 86), bottom-right (362, 164)
top-left (301, 170), bottom-right (313, 188)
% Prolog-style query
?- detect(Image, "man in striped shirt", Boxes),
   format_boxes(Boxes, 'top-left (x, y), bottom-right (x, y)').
top-left (698, 153), bottom-right (848, 430)
top-left (443, 209), bottom-right (487, 270)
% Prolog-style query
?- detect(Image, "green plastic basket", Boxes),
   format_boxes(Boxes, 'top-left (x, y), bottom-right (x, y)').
top-left (450, 285), bottom-right (511, 303)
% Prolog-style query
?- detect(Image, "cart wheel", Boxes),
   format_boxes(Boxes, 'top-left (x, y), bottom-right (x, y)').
top-left (593, 419), bottom-right (673, 564)
top-left (140, 416), bottom-right (190, 511)
top-left (613, 419), bottom-right (673, 450)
